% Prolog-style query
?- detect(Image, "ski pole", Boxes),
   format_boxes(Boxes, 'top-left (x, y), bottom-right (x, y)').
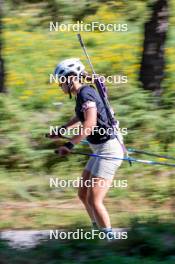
top-left (128, 148), bottom-right (175, 161)
top-left (71, 151), bottom-right (175, 167)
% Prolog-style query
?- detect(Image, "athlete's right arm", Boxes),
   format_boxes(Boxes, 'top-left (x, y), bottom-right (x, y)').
top-left (64, 116), bottom-right (81, 129)
top-left (45, 116), bottom-right (80, 139)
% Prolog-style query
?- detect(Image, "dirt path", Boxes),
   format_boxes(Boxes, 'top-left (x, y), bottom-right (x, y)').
top-left (0, 198), bottom-right (83, 209)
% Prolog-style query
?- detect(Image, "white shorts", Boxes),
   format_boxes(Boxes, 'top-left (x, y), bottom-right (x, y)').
top-left (85, 138), bottom-right (124, 179)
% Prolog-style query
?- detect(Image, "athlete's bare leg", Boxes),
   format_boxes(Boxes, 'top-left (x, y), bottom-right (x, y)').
top-left (87, 176), bottom-right (113, 228)
top-left (78, 169), bottom-right (95, 222)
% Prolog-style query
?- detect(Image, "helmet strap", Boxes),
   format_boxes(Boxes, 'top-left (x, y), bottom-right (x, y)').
top-left (67, 81), bottom-right (73, 99)
top-left (68, 86), bottom-right (72, 99)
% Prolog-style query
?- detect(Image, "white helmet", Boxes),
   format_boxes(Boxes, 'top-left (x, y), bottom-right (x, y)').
top-left (54, 58), bottom-right (85, 78)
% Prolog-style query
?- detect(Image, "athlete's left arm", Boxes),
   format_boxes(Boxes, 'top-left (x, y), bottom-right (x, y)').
top-left (70, 107), bottom-right (97, 145)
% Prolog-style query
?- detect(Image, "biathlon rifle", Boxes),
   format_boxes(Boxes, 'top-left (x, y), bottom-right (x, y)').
top-left (77, 34), bottom-right (132, 165)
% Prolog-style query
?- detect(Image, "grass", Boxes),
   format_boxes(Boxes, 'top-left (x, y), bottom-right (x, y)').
top-left (0, 2), bottom-right (175, 230)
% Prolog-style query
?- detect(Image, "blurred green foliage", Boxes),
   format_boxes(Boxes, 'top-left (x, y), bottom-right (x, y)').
top-left (0, 0), bottom-right (175, 230)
